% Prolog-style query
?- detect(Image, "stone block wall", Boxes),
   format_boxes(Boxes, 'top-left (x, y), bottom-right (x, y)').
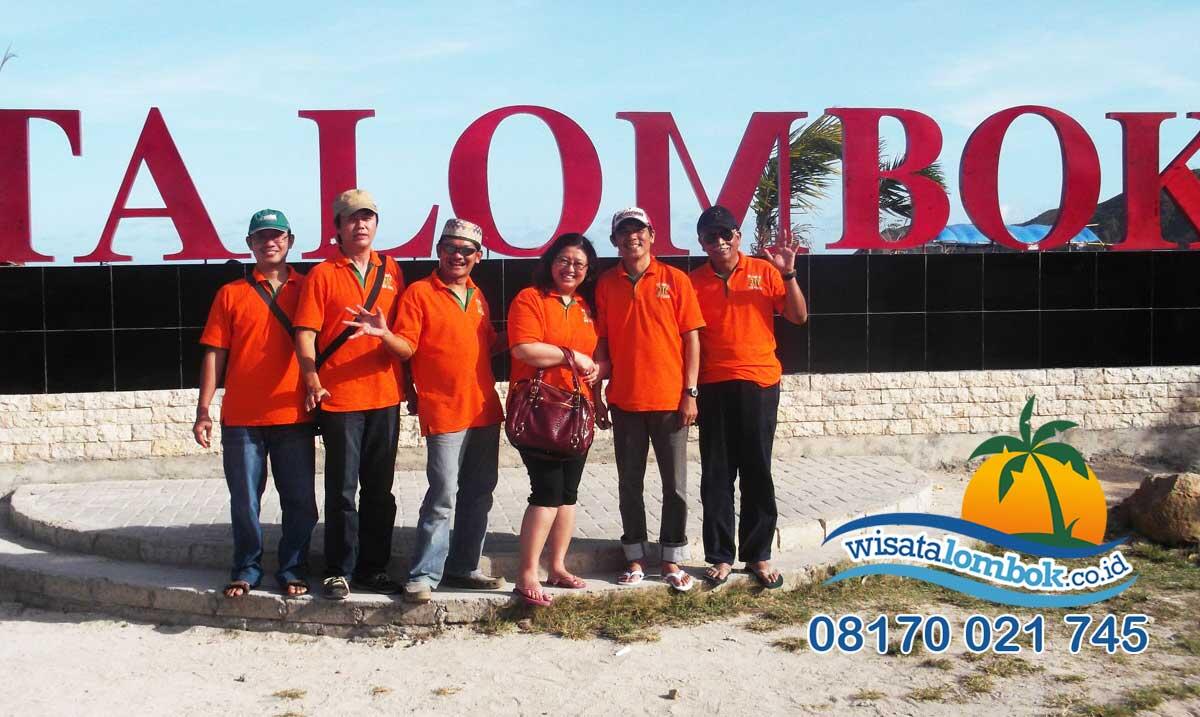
top-left (1, 367), bottom-right (1198, 464)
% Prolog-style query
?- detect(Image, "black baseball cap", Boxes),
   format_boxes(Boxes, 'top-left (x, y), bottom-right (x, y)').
top-left (697, 205), bottom-right (739, 234)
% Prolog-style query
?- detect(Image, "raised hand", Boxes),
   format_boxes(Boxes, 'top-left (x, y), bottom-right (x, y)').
top-left (342, 305), bottom-right (389, 339)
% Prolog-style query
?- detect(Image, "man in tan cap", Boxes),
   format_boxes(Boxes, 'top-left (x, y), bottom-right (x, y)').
top-left (344, 217), bottom-right (505, 602)
top-left (294, 189), bottom-right (407, 600)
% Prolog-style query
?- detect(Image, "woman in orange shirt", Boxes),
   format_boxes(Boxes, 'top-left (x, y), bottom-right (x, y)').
top-left (507, 233), bottom-right (604, 606)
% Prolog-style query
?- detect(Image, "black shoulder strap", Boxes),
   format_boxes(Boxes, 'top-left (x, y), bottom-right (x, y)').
top-left (245, 277), bottom-right (295, 337)
top-left (316, 255), bottom-right (392, 370)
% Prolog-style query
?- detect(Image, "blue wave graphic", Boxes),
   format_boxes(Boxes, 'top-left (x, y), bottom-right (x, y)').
top-left (823, 513), bottom-right (1128, 559)
top-left (824, 564), bottom-right (1138, 608)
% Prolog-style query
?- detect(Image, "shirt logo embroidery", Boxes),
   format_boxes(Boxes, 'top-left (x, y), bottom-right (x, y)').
top-left (382, 274), bottom-right (397, 291)
top-left (476, 299), bottom-right (485, 316)
top-left (656, 282), bottom-right (671, 299)
top-left (747, 275), bottom-right (763, 290)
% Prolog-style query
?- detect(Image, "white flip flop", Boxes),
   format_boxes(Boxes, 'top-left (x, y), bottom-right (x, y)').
top-left (663, 569), bottom-right (694, 593)
top-left (617, 569), bottom-right (645, 586)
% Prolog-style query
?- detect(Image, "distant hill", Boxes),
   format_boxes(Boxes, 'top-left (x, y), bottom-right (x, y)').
top-left (1023, 168), bottom-right (1199, 247)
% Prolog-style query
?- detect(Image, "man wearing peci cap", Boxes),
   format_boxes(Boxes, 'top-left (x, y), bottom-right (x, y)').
top-left (344, 218), bottom-right (506, 603)
top-left (193, 209), bottom-right (318, 599)
top-left (689, 205), bottom-right (807, 589)
top-left (594, 207), bottom-right (705, 592)
top-left (293, 189), bottom-right (408, 600)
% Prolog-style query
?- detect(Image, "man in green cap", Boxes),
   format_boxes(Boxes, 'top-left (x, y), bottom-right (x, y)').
top-left (193, 209), bottom-right (318, 598)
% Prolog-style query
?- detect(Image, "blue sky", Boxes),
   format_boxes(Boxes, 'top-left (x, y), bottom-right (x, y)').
top-left (5, 1), bottom-right (1200, 262)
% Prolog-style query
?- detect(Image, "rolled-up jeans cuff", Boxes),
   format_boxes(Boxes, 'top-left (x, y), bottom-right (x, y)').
top-left (660, 542), bottom-right (690, 564)
top-left (621, 541), bottom-right (646, 561)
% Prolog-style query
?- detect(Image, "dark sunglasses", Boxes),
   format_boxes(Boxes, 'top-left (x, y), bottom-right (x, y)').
top-left (699, 228), bottom-right (735, 245)
top-left (438, 243), bottom-right (479, 257)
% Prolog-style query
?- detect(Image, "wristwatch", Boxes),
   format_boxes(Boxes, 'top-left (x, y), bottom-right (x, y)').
top-left (781, 270), bottom-right (797, 281)
top-left (684, 386), bottom-right (699, 398)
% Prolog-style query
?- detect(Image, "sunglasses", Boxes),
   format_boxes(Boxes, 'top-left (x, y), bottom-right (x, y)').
top-left (699, 228), bottom-right (735, 245)
top-left (438, 243), bottom-right (479, 257)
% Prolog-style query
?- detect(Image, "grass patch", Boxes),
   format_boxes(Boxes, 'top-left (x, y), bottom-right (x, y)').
top-left (271, 689), bottom-right (306, 700)
top-left (1173, 632), bottom-right (1200, 656)
top-left (849, 689), bottom-right (885, 701)
top-left (977, 654), bottom-right (1042, 678)
top-left (1071, 680), bottom-right (1200, 717)
top-left (959, 673), bottom-right (995, 696)
top-left (905, 685), bottom-right (949, 702)
top-left (432, 687), bottom-right (462, 697)
top-left (1054, 673), bottom-right (1087, 684)
top-left (771, 636), bottom-right (807, 652)
top-left (919, 657), bottom-right (953, 670)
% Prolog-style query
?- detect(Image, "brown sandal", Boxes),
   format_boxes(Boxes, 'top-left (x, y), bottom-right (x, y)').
top-left (223, 580), bottom-right (252, 598)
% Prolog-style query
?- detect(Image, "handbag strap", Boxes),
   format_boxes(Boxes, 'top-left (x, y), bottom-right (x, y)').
top-left (558, 346), bottom-right (583, 394)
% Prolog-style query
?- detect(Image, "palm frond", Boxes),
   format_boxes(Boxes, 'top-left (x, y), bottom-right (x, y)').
top-left (752, 115), bottom-right (842, 240)
top-left (878, 155), bottom-right (948, 220)
top-left (1031, 420), bottom-right (1078, 448)
top-left (998, 453), bottom-right (1029, 502)
top-left (969, 434), bottom-right (1027, 461)
top-left (1034, 442), bottom-right (1090, 480)
top-left (0, 44), bottom-right (15, 75)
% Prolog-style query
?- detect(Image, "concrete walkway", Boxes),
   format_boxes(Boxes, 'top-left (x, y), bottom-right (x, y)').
top-left (0, 456), bottom-right (934, 634)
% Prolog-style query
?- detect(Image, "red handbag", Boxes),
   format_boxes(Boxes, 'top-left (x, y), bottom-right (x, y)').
top-left (505, 347), bottom-right (595, 459)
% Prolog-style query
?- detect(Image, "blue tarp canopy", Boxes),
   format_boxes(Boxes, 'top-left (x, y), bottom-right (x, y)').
top-left (933, 223), bottom-right (1102, 246)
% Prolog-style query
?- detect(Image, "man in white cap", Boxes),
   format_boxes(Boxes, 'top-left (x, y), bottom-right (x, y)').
top-left (594, 207), bottom-right (705, 592)
top-left (344, 218), bottom-right (506, 603)
top-left (294, 189), bottom-right (407, 600)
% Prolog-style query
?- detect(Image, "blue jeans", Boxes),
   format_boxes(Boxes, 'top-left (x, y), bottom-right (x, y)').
top-left (221, 423), bottom-right (318, 587)
top-left (407, 423), bottom-right (500, 588)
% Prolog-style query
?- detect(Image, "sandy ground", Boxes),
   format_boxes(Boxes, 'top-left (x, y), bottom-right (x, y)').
top-left (1, 456), bottom-right (1197, 717)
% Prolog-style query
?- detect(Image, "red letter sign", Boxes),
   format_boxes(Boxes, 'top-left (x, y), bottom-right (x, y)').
top-left (0, 110), bottom-right (81, 263)
top-left (1106, 111), bottom-right (1200, 250)
top-left (824, 108), bottom-right (948, 251)
top-left (616, 112), bottom-right (809, 254)
top-left (960, 106), bottom-right (1101, 251)
top-left (80, 108), bottom-right (237, 263)
top-left (448, 106), bottom-right (601, 258)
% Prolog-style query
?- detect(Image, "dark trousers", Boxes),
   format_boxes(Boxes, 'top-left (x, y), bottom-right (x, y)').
top-left (697, 381), bottom-right (780, 564)
top-left (611, 406), bottom-right (689, 563)
top-left (520, 450), bottom-right (587, 507)
top-left (319, 405), bottom-right (400, 579)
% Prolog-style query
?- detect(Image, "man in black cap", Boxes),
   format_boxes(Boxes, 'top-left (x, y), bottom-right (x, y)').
top-left (689, 205), bottom-right (807, 588)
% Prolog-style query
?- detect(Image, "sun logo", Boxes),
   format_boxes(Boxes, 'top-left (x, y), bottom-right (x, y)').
top-left (747, 275), bottom-right (763, 290)
top-left (656, 282), bottom-right (671, 299)
top-left (961, 396), bottom-right (1107, 548)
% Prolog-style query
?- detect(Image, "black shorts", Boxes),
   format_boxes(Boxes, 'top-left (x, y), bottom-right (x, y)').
top-left (520, 451), bottom-right (587, 507)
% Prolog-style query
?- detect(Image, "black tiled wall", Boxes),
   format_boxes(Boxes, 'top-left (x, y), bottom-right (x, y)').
top-left (1, 251), bottom-right (1197, 394)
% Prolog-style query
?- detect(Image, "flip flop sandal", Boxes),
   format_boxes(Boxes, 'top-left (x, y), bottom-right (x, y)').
top-left (703, 567), bottom-right (730, 587)
top-left (617, 570), bottom-right (645, 586)
top-left (281, 580), bottom-right (310, 598)
top-left (663, 570), bottom-right (695, 593)
top-left (545, 575), bottom-right (587, 589)
top-left (749, 568), bottom-right (784, 590)
top-left (512, 585), bottom-right (553, 607)
top-left (222, 580), bottom-right (253, 599)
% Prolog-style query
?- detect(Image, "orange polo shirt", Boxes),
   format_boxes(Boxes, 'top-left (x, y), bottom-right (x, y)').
top-left (507, 287), bottom-right (599, 399)
top-left (595, 258), bottom-right (705, 412)
top-left (390, 271), bottom-right (503, 436)
top-left (199, 266), bottom-right (310, 427)
top-left (292, 251), bottom-right (406, 413)
top-left (690, 253), bottom-right (787, 387)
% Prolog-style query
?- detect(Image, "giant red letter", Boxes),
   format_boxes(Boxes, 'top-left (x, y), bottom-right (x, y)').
top-left (79, 108), bottom-right (237, 263)
top-left (1106, 111), bottom-right (1200, 250)
top-left (960, 106), bottom-right (1101, 251)
top-left (616, 112), bottom-right (809, 255)
top-left (824, 108), bottom-right (948, 251)
top-left (0, 110), bottom-right (81, 263)
top-left (448, 106), bottom-right (601, 258)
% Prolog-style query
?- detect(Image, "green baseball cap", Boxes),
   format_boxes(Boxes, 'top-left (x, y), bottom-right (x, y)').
top-left (247, 208), bottom-right (292, 236)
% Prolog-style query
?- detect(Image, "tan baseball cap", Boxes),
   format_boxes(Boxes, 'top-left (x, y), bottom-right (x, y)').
top-left (332, 189), bottom-right (378, 223)
top-left (611, 207), bottom-right (652, 232)
top-left (440, 218), bottom-right (484, 247)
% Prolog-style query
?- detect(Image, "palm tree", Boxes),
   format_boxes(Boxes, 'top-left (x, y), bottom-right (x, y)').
top-left (968, 396), bottom-right (1092, 545)
top-left (750, 116), bottom-right (947, 251)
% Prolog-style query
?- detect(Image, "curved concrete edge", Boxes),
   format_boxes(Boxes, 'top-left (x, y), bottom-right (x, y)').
top-left (7, 469), bottom-right (935, 580)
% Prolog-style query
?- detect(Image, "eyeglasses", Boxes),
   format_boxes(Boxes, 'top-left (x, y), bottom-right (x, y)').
top-left (249, 232), bottom-right (290, 244)
top-left (553, 257), bottom-right (588, 272)
top-left (438, 243), bottom-right (479, 257)
top-left (699, 228), bottom-right (735, 246)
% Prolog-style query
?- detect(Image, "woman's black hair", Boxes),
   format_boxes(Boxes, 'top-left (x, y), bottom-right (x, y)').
top-left (531, 232), bottom-right (599, 308)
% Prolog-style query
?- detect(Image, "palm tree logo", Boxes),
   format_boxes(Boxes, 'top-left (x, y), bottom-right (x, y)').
top-left (963, 396), bottom-right (1106, 548)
